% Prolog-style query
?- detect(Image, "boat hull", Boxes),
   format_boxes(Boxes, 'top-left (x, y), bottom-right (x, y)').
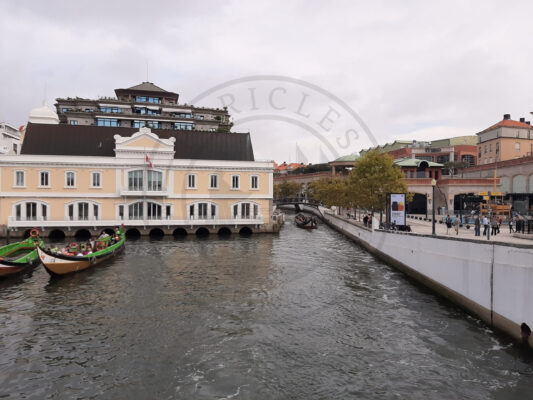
top-left (0, 259), bottom-right (38, 277)
top-left (38, 242), bottom-right (124, 276)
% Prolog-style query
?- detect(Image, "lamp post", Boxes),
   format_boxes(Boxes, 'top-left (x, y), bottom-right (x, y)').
top-left (431, 179), bottom-right (437, 236)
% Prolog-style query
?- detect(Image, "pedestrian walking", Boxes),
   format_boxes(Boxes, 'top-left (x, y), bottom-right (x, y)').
top-left (509, 217), bottom-right (514, 233)
top-left (453, 215), bottom-right (460, 235)
top-left (482, 215), bottom-right (489, 236)
top-left (474, 215), bottom-right (481, 236)
top-left (445, 215), bottom-right (452, 235)
top-left (491, 218), bottom-right (498, 236)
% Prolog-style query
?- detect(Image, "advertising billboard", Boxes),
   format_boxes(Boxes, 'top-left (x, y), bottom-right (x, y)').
top-left (390, 193), bottom-right (406, 226)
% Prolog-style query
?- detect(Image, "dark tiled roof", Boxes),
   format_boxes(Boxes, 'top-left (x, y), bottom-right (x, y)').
top-left (21, 123), bottom-right (255, 161)
top-left (124, 82), bottom-right (168, 93)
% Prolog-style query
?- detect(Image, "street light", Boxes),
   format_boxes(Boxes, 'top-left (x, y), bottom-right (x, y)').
top-left (431, 179), bottom-right (437, 236)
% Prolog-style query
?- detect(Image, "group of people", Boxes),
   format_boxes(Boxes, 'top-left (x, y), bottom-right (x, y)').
top-left (473, 215), bottom-right (501, 237)
top-left (362, 214), bottom-right (372, 227)
top-left (444, 215), bottom-right (461, 235)
top-left (51, 230), bottom-right (122, 257)
top-left (508, 215), bottom-right (528, 234)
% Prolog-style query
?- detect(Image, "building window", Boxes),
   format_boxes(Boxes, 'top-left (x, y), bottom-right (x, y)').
top-left (91, 172), bottom-right (101, 188)
top-left (187, 174), bottom-right (196, 189)
top-left (515, 142), bottom-right (521, 151)
top-left (97, 118), bottom-right (119, 127)
top-left (231, 175), bottom-right (240, 190)
top-left (14, 170), bottom-right (25, 187)
top-left (489, 157), bottom-right (493, 163)
top-left (135, 96), bottom-right (147, 103)
top-left (188, 202), bottom-right (217, 219)
top-left (70, 120), bottom-right (78, 125)
top-left (484, 145), bottom-right (487, 154)
top-left (409, 171), bottom-right (414, 179)
top-left (196, 115), bottom-right (205, 120)
top-left (128, 170), bottom-right (144, 191)
top-left (78, 202), bottom-right (89, 220)
top-left (489, 143), bottom-right (492, 152)
top-left (232, 202), bottom-right (260, 219)
top-left (118, 205), bottom-right (124, 220)
top-left (129, 202), bottom-right (144, 220)
top-left (26, 202), bottom-right (37, 221)
top-left (41, 204), bottom-right (47, 221)
top-left (39, 171), bottom-right (49, 187)
top-left (209, 174), bottom-right (219, 189)
top-left (147, 202), bottom-right (162, 219)
top-left (166, 205), bottom-right (172, 219)
top-left (172, 122), bottom-right (194, 130)
top-left (93, 204), bottom-right (99, 220)
top-left (148, 97), bottom-right (161, 104)
top-left (251, 175), bottom-right (259, 189)
top-left (13, 143), bottom-right (17, 154)
top-left (209, 128), bottom-right (216, 132)
top-left (65, 171), bottom-right (76, 188)
top-left (100, 107), bottom-right (122, 113)
top-left (462, 154), bottom-right (475, 167)
top-left (147, 171), bottom-right (163, 191)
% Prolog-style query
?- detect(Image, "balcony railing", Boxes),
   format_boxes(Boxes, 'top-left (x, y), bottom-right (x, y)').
top-left (7, 216), bottom-right (265, 228)
top-left (119, 186), bottom-right (168, 196)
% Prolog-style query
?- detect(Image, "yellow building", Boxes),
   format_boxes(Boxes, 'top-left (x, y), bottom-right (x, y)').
top-left (0, 123), bottom-right (275, 238)
top-left (476, 114), bottom-right (533, 165)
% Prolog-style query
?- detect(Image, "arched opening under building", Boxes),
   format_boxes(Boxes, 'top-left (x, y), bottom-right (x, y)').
top-left (149, 228), bottom-right (165, 238)
top-left (49, 229), bottom-right (66, 241)
top-left (74, 229), bottom-right (91, 240)
top-left (195, 227), bottom-right (210, 237)
top-left (102, 228), bottom-right (116, 236)
top-left (218, 227), bottom-right (232, 236)
top-left (239, 227), bottom-right (253, 236)
top-left (407, 193), bottom-right (427, 215)
top-left (125, 228), bottom-right (141, 239)
top-left (172, 228), bottom-right (188, 237)
top-left (22, 229), bottom-right (32, 239)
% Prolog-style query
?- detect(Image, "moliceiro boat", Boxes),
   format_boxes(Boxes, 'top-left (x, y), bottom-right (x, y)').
top-left (37, 226), bottom-right (125, 276)
top-left (0, 229), bottom-right (43, 278)
top-left (295, 213), bottom-right (318, 229)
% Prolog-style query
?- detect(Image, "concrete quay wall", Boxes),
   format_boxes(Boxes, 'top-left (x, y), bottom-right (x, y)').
top-left (297, 205), bottom-right (533, 345)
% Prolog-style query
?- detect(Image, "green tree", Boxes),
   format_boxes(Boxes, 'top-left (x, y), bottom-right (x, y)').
top-left (308, 178), bottom-right (350, 207)
top-left (347, 150), bottom-right (409, 212)
top-left (274, 181), bottom-right (302, 199)
top-left (444, 161), bottom-right (469, 177)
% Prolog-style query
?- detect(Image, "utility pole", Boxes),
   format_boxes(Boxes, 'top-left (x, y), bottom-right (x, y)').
top-left (487, 191), bottom-right (491, 241)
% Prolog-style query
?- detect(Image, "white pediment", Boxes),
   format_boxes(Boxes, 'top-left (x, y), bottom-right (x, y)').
top-left (114, 127), bottom-right (175, 159)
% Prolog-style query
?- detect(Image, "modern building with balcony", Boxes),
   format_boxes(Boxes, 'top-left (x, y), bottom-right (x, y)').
top-left (55, 82), bottom-right (232, 133)
top-left (0, 123), bottom-right (275, 238)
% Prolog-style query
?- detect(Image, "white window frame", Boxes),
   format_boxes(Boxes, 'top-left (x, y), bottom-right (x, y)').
top-left (231, 201), bottom-right (261, 219)
top-left (209, 174), bottom-right (219, 190)
top-left (231, 174), bottom-right (240, 190)
top-left (12, 200), bottom-right (49, 221)
top-left (65, 171), bottom-right (76, 188)
top-left (38, 170), bottom-right (50, 188)
top-left (187, 173), bottom-right (197, 189)
top-left (187, 201), bottom-right (218, 220)
top-left (65, 200), bottom-right (101, 221)
top-left (250, 175), bottom-right (259, 190)
top-left (91, 171), bottom-right (102, 188)
top-left (14, 170), bottom-right (25, 187)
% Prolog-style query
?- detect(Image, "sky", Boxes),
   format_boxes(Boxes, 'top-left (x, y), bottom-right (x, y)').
top-left (1, 0), bottom-right (533, 163)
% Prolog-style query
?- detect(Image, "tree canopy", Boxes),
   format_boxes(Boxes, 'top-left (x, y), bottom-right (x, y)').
top-left (274, 181), bottom-right (302, 199)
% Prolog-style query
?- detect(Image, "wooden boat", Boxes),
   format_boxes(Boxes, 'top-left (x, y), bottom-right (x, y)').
top-left (37, 226), bottom-right (125, 276)
top-left (0, 230), bottom-right (44, 278)
top-left (295, 213), bottom-right (318, 229)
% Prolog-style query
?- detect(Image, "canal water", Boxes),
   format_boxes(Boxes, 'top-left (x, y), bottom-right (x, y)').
top-left (1, 217), bottom-right (533, 399)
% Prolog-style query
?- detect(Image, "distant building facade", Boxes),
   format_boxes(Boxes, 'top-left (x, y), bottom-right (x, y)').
top-left (0, 121), bottom-right (21, 155)
top-left (55, 82), bottom-right (232, 132)
top-left (476, 114), bottom-right (533, 165)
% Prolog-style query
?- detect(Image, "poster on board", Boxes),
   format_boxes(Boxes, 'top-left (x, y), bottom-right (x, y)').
top-left (390, 193), bottom-right (406, 226)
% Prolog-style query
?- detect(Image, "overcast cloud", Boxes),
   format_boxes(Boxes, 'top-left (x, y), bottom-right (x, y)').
top-left (1, 0), bottom-right (533, 162)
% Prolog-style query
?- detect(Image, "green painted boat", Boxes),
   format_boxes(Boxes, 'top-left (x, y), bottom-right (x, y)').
top-left (0, 233), bottom-right (44, 278)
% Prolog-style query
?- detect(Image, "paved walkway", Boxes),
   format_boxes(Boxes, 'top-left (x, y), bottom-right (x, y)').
top-left (337, 210), bottom-right (533, 246)
top-left (406, 217), bottom-right (533, 245)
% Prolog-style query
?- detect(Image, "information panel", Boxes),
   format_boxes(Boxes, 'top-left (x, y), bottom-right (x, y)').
top-left (390, 193), bottom-right (406, 226)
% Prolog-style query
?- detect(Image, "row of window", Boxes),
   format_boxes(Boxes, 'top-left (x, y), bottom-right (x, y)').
top-left (135, 96), bottom-right (161, 104)
top-left (185, 173), bottom-right (259, 190)
top-left (94, 118), bottom-right (216, 131)
top-left (13, 170), bottom-right (260, 191)
top-left (15, 170), bottom-right (101, 188)
top-left (13, 200), bottom-right (261, 221)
